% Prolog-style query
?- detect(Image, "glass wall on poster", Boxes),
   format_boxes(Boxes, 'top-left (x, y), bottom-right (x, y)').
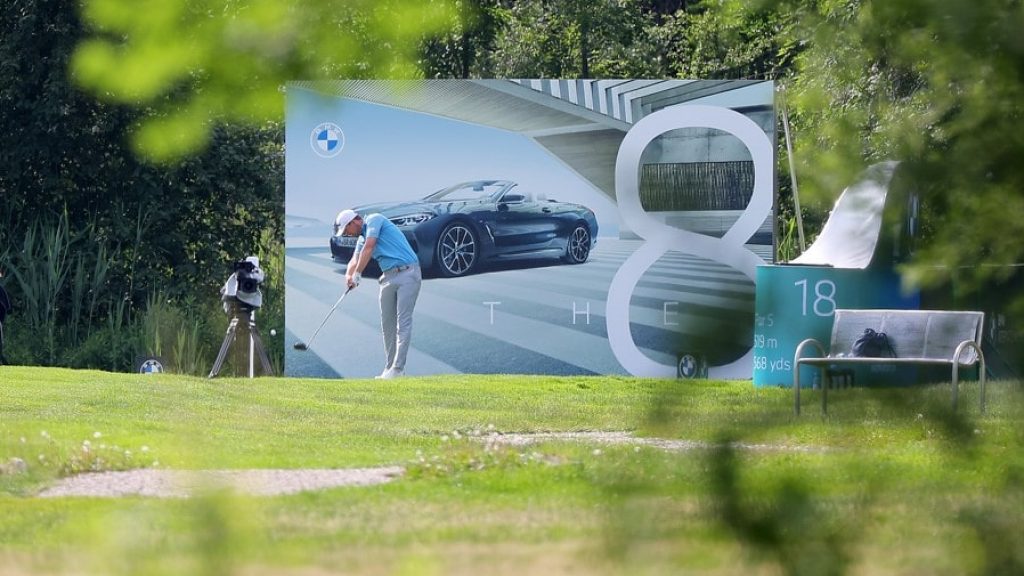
top-left (285, 80), bottom-right (776, 379)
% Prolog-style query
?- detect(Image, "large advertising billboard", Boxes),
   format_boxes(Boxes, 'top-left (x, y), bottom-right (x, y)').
top-left (285, 80), bottom-right (775, 379)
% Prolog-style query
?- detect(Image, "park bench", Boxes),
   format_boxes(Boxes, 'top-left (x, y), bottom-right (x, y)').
top-left (793, 309), bottom-right (986, 415)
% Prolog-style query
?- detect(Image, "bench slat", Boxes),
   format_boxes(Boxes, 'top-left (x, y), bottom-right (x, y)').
top-left (830, 309), bottom-right (982, 363)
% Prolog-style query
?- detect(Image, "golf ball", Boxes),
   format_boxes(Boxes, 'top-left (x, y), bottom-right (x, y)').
top-left (270, 329), bottom-right (277, 336)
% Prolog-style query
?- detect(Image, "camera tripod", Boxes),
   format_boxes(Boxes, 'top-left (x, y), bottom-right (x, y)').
top-left (208, 302), bottom-right (274, 378)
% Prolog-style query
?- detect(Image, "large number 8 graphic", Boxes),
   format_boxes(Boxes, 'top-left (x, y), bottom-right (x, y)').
top-left (605, 105), bottom-right (774, 378)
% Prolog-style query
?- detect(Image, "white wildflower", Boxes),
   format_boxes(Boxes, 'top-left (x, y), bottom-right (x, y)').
top-left (592, 449), bottom-right (602, 456)
top-left (141, 446), bottom-right (149, 452)
top-left (93, 431), bottom-right (102, 439)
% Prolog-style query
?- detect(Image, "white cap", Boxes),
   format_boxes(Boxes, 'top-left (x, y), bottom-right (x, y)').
top-left (334, 209), bottom-right (358, 236)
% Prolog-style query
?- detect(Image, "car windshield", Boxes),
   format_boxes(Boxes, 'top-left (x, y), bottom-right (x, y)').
top-left (424, 181), bottom-right (508, 202)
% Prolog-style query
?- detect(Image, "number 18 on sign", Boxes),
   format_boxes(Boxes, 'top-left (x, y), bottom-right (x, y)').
top-left (752, 265), bottom-right (917, 387)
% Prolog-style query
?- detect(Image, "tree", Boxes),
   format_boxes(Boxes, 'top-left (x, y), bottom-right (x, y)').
top-left (421, 0), bottom-right (501, 78)
top-left (484, 0), bottom-right (672, 78)
top-left (0, 0), bottom-right (284, 369)
top-left (756, 0), bottom-right (1024, 314)
top-left (70, 0), bottom-right (455, 162)
top-left (666, 0), bottom-right (800, 79)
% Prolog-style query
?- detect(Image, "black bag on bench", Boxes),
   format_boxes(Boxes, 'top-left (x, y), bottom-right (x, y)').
top-left (851, 328), bottom-right (896, 358)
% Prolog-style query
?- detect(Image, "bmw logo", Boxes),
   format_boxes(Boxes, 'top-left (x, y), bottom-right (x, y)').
top-left (678, 354), bottom-right (699, 379)
top-left (311, 122), bottom-right (345, 158)
top-left (139, 358), bottom-right (165, 374)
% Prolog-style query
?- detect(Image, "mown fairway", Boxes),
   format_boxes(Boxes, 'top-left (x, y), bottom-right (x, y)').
top-left (1, 366), bottom-right (1022, 575)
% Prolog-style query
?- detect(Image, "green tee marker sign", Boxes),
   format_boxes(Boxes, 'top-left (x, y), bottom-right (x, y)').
top-left (753, 265), bottom-right (918, 387)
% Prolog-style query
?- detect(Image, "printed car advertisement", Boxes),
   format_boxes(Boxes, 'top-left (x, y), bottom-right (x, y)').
top-left (285, 80), bottom-right (776, 378)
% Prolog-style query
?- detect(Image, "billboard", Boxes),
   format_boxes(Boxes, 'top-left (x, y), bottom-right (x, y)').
top-left (285, 80), bottom-right (776, 379)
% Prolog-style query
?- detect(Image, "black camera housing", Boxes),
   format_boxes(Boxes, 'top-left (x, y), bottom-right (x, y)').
top-left (233, 259), bottom-right (262, 293)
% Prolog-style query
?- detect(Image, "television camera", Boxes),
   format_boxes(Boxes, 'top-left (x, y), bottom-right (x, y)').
top-left (221, 256), bottom-right (265, 311)
top-left (209, 256), bottom-right (273, 378)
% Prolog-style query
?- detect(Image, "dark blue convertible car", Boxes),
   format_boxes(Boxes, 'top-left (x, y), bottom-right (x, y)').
top-left (330, 180), bottom-right (598, 278)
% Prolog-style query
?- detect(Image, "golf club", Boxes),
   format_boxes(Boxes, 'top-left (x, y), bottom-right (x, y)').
top-left (293, 286), bottom-right (354, 351)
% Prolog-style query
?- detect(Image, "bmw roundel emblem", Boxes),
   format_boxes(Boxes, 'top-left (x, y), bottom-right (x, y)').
top-left (311, 122), bottom-right (345, 158)
top-left (678, 354), bottom-right (698, 379)
top-left (139, 358), bottom-right (165, 374)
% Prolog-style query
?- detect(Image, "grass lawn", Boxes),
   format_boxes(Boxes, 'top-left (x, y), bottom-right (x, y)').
top-left (0, 366), bottom-right (1022, 575)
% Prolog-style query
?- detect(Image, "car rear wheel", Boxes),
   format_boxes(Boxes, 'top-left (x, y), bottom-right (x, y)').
top-left (563, 224), bottom-right (591, 264)
top-left (437, 222), bottom-right (478, 277)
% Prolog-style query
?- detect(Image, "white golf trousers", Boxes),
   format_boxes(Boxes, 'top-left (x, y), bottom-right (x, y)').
top-left (378, 265), bottom-right (421, 371)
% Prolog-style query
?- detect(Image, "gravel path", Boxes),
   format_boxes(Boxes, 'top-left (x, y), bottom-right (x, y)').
top-left (38, 466), bottom-right (404, 498)
top-left (36, 432), bottom-right (822, 498)
top-left (476, 431), bottom-right (827, 453)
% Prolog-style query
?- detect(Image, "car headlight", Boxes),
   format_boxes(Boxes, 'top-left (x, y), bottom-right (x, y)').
top-left (390, 213), bottom-right (434, 227)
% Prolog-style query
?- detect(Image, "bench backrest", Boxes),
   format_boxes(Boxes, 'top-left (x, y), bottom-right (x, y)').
top-left (829, 309), bottom-right (984, 364)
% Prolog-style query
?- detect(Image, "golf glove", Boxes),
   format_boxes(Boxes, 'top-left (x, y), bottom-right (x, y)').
top-left (351, 272), bottom-right (361, 287)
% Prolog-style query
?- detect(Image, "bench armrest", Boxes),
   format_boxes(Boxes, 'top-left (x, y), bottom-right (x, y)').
top-left (952, 339), bottom-right (987, 413)
top-left (953, 339), bottom-right (982, 366)
top-left (794, 338), bottom-right (826, 363)
top-left (793, 339), bottom-right (826, 415)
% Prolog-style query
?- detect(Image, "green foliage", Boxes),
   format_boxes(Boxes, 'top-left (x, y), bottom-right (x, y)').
top-left (1, 0), bottom-right (286, 372)
top-left (63, 306), bottom-right (139, 372)
top-left (483, 0), bottom-right (673, 77)
top-left (660, 0), bottom-right (799, 79)
top-left (420, 0), bottom-right (502, 78)
top-left (71, 0), bottom-right (456, 161)
top-left (0, 212), bottom-right (125, 365)
top-left (138, 293), bottom-right (214, 375)
top-left (471, 0), bottom-right (796, 80)
top-left (763, 0), bottom-right (1024, 311)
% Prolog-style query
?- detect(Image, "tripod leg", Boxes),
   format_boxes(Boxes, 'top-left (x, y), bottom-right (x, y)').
top-left (249, 326), bottom-right (274, 376)
top-left (208, 319), bottom-right (238, 378)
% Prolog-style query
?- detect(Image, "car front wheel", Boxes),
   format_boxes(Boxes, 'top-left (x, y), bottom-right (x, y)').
top-left (436, 222), bottom-right (478, 277)
top-left (563, 224), bottom-right (591, 264)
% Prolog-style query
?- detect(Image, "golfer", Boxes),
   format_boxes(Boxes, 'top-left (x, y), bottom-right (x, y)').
top-left (336, 209), bottom-right (422, 379)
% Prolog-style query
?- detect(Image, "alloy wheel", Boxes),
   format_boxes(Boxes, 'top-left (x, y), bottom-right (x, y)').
top-left (439, 224), bottom-right (477, 276)
top-left (567, 226), bottom-right (590, 263)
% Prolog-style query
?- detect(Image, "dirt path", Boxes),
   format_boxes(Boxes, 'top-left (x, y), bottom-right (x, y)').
top-left (36, 432), bottom-right (823, 498)
top-left (38, 466), bottom-right (404, 498)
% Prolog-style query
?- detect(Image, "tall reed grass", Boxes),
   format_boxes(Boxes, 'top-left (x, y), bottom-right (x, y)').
top-left (0, 210), bottom-right (282, 374)
top-left (139, 294), bottom-right (211, 375)
top-left (5, 212), bottom-right (72, 362)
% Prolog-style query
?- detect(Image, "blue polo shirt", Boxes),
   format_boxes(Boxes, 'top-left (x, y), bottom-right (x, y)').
top-left (355, 213), bottom-right (419, 272)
